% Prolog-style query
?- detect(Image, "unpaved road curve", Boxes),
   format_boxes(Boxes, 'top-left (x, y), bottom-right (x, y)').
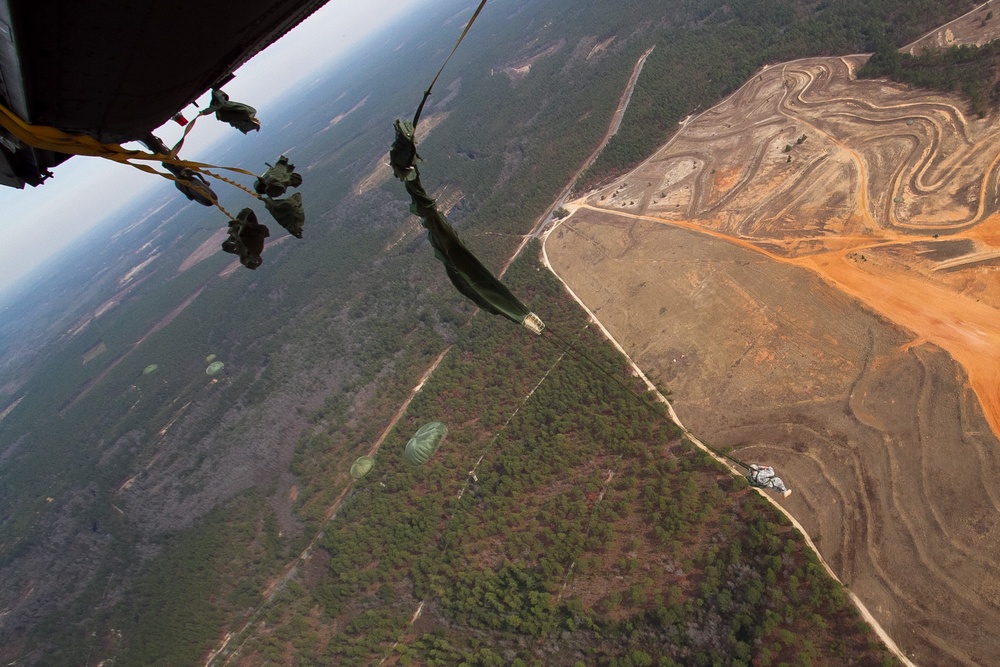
top-left (506, 45), bottom-right (657, 270)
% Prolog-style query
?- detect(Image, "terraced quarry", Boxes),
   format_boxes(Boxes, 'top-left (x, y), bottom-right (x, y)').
top-left (546, 22), bottom-right (1000, 667)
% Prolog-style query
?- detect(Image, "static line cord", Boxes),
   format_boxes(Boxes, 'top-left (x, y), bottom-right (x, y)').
top-left (0, 98), bottom-right (262, 223)
top-left (412, 0), bottom-right (490, 129)
top-left (539, 326), bottom-right (751, 471)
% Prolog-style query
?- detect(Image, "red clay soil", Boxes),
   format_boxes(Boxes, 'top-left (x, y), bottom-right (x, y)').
top-left (545, 47), bottom-right (1000, 667)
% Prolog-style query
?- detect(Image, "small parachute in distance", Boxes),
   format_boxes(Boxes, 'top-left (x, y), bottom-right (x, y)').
top-left (350, 456), bottom-right (375, 480)
top-left (205, 354), bottom-right (217, 363)
top-left (206, 361), bottom-right (225, 376)
top-left (142, 364), bottom-right (159, 375)
top-left (747, 464), bottom-right (791, 497)
top-left (404, 422), bottom-right (448, 465)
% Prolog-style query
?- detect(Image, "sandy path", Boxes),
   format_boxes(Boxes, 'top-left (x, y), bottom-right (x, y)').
top-left (504, 45), bottom-right (658, 272)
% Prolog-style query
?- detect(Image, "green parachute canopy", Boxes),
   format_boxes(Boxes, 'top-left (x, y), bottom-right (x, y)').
top-left (142, 364), bottom-right (159, 375)
top-left (206, 361), bottom-right (225, 376)
top-left (350, 456), bottom-right (376, 480)
top-left (205, 354), bottom-right (217, 363)
top-left (403, 421), bottom-right (448, 466)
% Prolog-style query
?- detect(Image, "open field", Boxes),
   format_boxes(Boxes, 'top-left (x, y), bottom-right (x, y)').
top-left (546, 30), bottom-right (1000, 667)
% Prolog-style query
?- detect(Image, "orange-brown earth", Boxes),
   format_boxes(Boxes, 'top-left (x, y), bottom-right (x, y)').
top-left (546, 45), bottom-right (1000, 667)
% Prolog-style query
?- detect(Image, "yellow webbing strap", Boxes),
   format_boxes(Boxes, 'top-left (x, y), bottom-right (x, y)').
top-left (0, 101), bottom-right (259, 186)
top-left (0, 101), bottom-right (265, 220)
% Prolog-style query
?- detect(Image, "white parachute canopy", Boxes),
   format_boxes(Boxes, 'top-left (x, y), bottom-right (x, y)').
top-left (747, 464), bottom-right (791, 497)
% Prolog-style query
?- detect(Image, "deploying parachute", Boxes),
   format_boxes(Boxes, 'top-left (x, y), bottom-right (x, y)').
top-left (350, 456), bottom-right (376, 480)
top-left (205, 354), bottom-right (217, 363)
top-left (142, 364), bottom-right (158, 375)
top-left (390, 121), bottom-right (543, 335)
top-left (403, 422), bottom-right (448, 466)
top-left (388, 0), bottom-right (541, 336)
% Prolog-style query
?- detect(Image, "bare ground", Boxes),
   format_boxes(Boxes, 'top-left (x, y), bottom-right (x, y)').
top-left (545, 36), bottom-right (1000, 667)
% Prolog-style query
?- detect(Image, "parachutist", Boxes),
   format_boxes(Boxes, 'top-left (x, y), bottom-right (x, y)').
top-left (205, 89), bottom-right (260, 133)
top-left (142, 133), bottom-right (218, 206)
top-left (222, 208), bottom-right (269, 269)
top-left (254, 156), bottom-right (303, 198)
top-left (389, 119), bottom-right (420, 181)
top-left (170, 167), bottom-right (218, 206)
top-left (264, 192), bottom-right (305, 238)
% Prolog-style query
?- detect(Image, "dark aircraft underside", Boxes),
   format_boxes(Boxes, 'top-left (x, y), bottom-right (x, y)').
top-left (0, 0), bottom-right (330, 188)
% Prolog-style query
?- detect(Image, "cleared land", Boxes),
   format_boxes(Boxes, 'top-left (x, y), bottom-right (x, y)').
top-left (546, 44), bottom-right (1000, 667)
top-left (907, 0), bottom-right (1000, 53)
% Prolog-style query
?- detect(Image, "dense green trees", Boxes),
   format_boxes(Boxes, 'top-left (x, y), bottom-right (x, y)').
top-left (295, 249), bottom-right (897, 665)
top-left (860, 38), bottom-right (1000, 116)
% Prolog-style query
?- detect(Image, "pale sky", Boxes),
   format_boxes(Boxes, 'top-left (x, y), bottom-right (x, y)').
top-left (0, 0), bottom-right (427, 296)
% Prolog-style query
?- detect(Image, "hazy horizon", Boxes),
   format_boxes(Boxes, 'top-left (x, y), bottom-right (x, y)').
top-left (0, 0), bottom-right (428, 298)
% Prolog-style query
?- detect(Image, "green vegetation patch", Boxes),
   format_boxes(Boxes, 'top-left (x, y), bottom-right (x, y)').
top-left (860, 39), bottom-right (1000, 116)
